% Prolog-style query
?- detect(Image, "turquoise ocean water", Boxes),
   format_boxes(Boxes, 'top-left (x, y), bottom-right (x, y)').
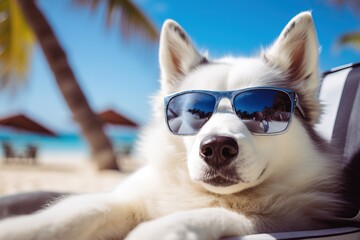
top-left (0, 129), bottom-right (138, 157)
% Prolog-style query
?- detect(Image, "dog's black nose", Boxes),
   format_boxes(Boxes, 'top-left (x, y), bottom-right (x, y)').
top-left (200, 136), bottom-right (238, 169)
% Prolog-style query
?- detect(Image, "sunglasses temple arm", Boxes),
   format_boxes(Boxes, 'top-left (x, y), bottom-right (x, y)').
top-left (295, 94), bottom-right (306, 119)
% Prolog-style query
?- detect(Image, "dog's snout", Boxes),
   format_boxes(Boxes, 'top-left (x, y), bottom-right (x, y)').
top-left (200, 136), bottom-right (238, 168)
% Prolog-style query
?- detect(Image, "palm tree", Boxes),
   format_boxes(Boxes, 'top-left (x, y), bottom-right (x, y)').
top-left (0, 0), bottom-right (158, 170)
top-left (74, 0), bottom-right (157, 41)
top-left (0, 0), bottom-right (34, 89)
top-left (338, 32), bottom-right (360, 50)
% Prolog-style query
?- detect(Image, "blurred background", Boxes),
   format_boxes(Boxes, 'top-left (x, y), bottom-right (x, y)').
top-left (0, 0), bottom-right (359, 194)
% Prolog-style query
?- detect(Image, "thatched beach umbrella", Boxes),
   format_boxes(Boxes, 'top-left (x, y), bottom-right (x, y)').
top-left (98, 109), bottom-right (138, 128)
top-left (0, 114), bottom-right (56, 137)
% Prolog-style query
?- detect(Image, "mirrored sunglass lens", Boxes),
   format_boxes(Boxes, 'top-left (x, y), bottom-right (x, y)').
top-left (234, 90), bottom-right (292, 134)
top-left (166, 93), bottom-right (216, 135)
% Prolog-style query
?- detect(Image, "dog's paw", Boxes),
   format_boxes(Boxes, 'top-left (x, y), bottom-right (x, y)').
top-left (125, 211), bottom-right (220, 240)
top-left (126, 221), bottom-right (202, 240)
top-left (125, 208), bottom-right (247, 240)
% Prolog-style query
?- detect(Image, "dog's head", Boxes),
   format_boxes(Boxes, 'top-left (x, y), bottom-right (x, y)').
top-left (156, 12), bottom-right (322, 195)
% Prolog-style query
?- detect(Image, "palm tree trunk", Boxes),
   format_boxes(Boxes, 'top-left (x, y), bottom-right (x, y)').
top-left (16, 0), bottom-right (118, 170)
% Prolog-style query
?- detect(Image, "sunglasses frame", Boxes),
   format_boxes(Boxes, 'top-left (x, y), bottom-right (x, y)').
top-left (164, 87), bottom-right (305, 136)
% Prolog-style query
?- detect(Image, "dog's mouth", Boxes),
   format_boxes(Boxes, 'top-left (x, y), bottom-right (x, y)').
top-left (200, 168), bottom-right (243, 187)
top-left (202, 176), bottom-right (239, 187)
top-left (199, 165), bottom-right (268, 187)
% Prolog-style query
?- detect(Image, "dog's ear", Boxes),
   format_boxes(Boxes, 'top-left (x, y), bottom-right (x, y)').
top-left (266, 12), bottom-right (318, 88)
top-left (159, 20), bottom-right (205, 92)
top-left (265, 12), bottom-right (320, 123)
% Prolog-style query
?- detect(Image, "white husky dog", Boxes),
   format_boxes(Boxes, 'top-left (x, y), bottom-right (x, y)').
top-left (0, 12), bottom-right (343, 240)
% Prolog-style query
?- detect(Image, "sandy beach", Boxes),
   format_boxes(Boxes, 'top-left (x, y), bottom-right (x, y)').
top-left (0, 154), bottom-right (139, 197)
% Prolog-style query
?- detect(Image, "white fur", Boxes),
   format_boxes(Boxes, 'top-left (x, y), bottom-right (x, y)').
top-left (0, 12), bottom-right (342, 240)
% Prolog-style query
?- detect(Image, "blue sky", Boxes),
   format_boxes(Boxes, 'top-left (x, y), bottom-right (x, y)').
top-left (0, 0), bottom-right (359, 133)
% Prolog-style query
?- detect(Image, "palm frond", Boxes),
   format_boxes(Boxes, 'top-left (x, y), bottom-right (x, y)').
top-left (337, 31), bottom-right (360, 50)
top-left (0, 0), bottom-right (34, 90)
top-left (73, 0), bottom-right (158, 42)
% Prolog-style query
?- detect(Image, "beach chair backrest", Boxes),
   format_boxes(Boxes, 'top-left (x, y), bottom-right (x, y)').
top-left (316, 62), bottom-right (360, 219)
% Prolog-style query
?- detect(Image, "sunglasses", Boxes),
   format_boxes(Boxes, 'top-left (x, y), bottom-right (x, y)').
top-left (164, 87), bottom-right (305, 135)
